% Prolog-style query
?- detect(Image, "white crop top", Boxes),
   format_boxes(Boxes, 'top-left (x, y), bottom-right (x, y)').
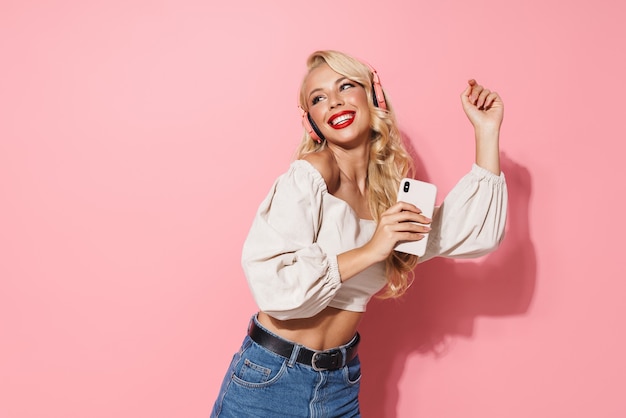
top-left (241, 160), bottom-right (507, 320)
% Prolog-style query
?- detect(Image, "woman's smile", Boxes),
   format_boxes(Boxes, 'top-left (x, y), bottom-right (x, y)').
top-left (329, 111), bottom-right (355, 129)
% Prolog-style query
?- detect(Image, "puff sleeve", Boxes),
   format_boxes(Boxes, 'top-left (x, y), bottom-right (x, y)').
top-left (421, 164), bottom-right (508, 262)
top-left (241, 161), bottom-right (342, 320)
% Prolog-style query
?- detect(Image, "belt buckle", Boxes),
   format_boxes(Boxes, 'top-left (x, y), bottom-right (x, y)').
top-left (311, 350), bottom-right (342, 371)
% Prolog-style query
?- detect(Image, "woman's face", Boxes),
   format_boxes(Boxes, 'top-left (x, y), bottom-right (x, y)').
top-left (303, 63), bottom-right (371, 147)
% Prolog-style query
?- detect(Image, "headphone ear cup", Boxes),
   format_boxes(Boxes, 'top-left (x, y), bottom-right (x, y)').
top-left (368, 67), bottom-right (387, 111)
top-left (302, 112), bottom-right (325, 143)
top-left (371, 80), bottom-right (387, 110)
top-left (372, 84), bottom-right (380, 107)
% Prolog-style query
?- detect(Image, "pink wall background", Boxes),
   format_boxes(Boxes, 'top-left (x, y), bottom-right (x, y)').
top-left (1, 0), bottom-right (624, 417)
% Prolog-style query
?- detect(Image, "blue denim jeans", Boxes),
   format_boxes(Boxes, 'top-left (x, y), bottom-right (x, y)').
top-left (210, 316), bottom-right (362, 417)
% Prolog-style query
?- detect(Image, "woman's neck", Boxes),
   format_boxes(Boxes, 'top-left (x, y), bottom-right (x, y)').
top-left (327, 142), bottom-right (370, 193)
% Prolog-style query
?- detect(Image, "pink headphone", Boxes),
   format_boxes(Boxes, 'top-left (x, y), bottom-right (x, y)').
top-left (300, 65), bottom-right (387, 144)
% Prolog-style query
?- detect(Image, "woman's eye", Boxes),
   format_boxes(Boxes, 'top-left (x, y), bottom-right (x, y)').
top-left (311, 96), bottom-right (324, 105)
top-left (340, 82), bottom-right (355, 91)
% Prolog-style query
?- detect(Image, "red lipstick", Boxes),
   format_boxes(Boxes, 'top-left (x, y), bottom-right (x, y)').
top-left (328, 111), bottom-right (355, 129)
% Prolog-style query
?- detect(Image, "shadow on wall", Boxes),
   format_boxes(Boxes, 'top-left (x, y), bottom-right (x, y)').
top-left (358, 146), bottom-right (537, 418)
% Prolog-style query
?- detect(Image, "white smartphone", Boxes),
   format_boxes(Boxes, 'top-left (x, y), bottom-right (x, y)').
top-left (394, 178), bottom-right (437, 257)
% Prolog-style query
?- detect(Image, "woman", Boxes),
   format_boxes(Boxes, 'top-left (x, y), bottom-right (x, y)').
top-left (211, 50), bottom-right (507, 417)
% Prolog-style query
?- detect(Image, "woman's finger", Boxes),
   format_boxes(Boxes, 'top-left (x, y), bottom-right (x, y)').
top-left (476, 88), bottom-right (491, 109)
top-left (483, 91), bottom-right (500, 110)
top-left (380, 211), bottom-right (433, 231)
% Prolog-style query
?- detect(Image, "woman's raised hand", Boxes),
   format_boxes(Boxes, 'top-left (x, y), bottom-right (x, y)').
top-left (461, 79), bottom-right (504, 132)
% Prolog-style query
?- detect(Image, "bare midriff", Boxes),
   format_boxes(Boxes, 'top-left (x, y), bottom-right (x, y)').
top-left (257, 307), bottom-right (363, 351)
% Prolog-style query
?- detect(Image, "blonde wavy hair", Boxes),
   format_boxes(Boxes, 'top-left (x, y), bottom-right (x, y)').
top-left (296, 50), bottom-right (418, 298)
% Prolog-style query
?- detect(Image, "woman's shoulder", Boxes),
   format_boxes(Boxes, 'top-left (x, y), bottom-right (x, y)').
top-left (300, 150), bottom-right (340, 193)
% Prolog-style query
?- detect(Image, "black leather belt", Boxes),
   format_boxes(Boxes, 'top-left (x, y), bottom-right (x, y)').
top-left (248, 319), bottom-right (360, 371)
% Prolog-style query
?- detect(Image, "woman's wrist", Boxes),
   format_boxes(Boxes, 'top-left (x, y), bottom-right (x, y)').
top-left (474, 124), bottom-right (501, 143)
top-left (474, 126), bottom-right (501, 175)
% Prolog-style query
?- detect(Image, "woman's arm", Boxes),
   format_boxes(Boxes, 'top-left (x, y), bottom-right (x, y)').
top-left (418, 80), bottom-right (508, 262)
top-left (241, 162), bottom-right (342, 320)
top-left (461, 79), bottom-right (504, 175)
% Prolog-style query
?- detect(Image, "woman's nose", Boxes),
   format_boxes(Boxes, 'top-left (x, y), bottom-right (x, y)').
top-left (328, 93), bottom-right (344, 108)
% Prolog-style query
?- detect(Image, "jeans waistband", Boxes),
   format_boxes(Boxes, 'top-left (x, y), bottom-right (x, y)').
top-left (248, 316), bottom-right (360, 371)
